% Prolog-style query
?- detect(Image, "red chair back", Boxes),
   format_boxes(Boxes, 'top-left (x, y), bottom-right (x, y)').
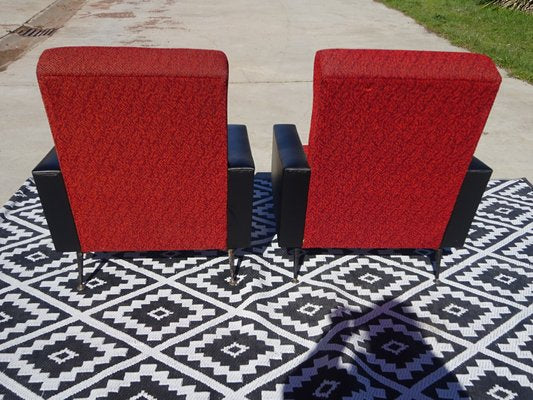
top-left (37, 47), bottom-right (228, 252)
top-left (304, 49), bottom-right (501, 249)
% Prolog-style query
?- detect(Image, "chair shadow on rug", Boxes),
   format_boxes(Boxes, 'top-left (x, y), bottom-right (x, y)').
top-left (247, 172), bottom-right (278, 255)
top-left (281, 298), bottom-right (461, 399)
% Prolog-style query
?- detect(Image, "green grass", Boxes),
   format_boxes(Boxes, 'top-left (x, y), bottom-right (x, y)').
top-left (378, 0), bottom-right (533, 83)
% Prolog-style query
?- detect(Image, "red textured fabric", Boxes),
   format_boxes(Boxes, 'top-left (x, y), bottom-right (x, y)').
top-left (302, 144), bottom-right (309, 158)
top-left (303, 49), bottom-right (501, 249)
top-left (37, 47), bottom-right (229, 252)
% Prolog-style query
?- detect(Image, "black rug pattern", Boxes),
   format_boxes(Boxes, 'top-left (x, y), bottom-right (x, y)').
top-left (0, 177), bottom-right (532, 399)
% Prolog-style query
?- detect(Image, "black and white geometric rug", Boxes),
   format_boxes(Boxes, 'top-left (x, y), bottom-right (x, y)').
top-left (0, 177), bottom-right (532, 399)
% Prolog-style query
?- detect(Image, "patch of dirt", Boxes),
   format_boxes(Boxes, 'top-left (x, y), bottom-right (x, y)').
top-left (90, 0), bottom-right (122, 10)
top-left (127, 16), bottom-right (184, 33)
top-left (94, 12), bottom-right (135, 18)
top-left (0, 47), bottom-right (25, 71)
top-left (120, 37), bottom-right (154, 46)
top-left (32, 0), bottom-right (86, 27)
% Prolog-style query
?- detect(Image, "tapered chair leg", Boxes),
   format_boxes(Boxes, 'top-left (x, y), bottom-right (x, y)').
top-left (434, 248), bottom-right (443, 281)
top-left (293, 248), bottom-right (302, 283)
top-left (228, 249), bottom-right (238, 286)
top-left (76, 251), bottom-right (85, 291)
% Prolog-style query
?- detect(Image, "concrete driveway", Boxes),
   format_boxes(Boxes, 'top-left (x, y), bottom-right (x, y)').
top-left (1, 0), bottom-right (532, 203)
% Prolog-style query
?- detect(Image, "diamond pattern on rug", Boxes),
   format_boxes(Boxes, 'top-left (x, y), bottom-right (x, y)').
top-left (0, 324), bottom-right (136, 396)
top-left (381, 251), bottom-right (437, 274)
top-left (398, 285), bottom-right (516, 340)
top-left (184, 256), bottom-right (290, 304)
top-left (14, 205), bottom-right (49, 230)
top-left (0, 237), bottom-right (76, 280)
top-left (250, 353), bottom-right (399, 400)
top-left (97, 287), bottom-right (224, 344)
top-left (32, 259), bottom-right (153, 310)
top-left (171, 317), bottom-right (307, 388)
top-left (0, 277), bottom-right (10, 292)
top-left (260, 242), bottom-right (342, 276)
top-left (424, 357), bottom-right (533, 400)
top-left (439, 246), bottom-right (479, 270)
top-left (493, 180), bottom-right (533, 203)
top-left (337, 317), bottom-right (460, 386)
top-left (0, 177), bottom-right (532, 399)
top-left (476, 197), bottom-right (533, 227)
top-left (488, 319), bottom-right (533, 365)
top-left (0, 180), bottom-right (39, 214)
top-left (72, 360), bottom-right (214, 400)
top-left (0, 218), bottom-right (40, 250)
top-left (120, 250), bottom-right (216, 277)
top-left (319, 257), bottom-right (422, 303)
top-left (250, 219), bottom-right (277, 250)
top-left (249, 179), bottom-right (277, 252)
top-left (0, 291), bottom-right (67, 342)
top-left (495, 234), bottom-right (533, 265)
top-left (465, 221), bottom-right (515, 249)
top-left (252, 284), bottom-right (368, 338)
top-left (450, 257), bottom-right (533, 304)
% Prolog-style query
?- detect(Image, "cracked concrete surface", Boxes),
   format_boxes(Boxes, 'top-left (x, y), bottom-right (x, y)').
top-left (0, 0), bottom-right (532, 203)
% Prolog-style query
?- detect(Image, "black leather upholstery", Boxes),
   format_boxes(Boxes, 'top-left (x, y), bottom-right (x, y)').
top-left (32, 148), bottom-right (81, 252)
top-left (271, 124), bottom-right (310, 249)
top-left (441, 157), bottom-right (492, 248)
top-left (227, 124), bottom-right (255, 249)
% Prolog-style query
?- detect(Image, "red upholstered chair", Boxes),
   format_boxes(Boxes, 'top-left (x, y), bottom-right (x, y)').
top-left (272, 49), bottom-right (501, 281)
top-left (32, 47), bottom-right (255, 289)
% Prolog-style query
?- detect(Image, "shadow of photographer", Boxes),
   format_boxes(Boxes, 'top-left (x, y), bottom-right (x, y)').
top-left (281, 296), bottom-right (460, 399)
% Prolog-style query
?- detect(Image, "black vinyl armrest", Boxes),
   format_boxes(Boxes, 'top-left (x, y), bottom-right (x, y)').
top-left (227, 124), bottom-right (255, 249)
top-left (441, 156), bottom-right (493, 248)
top-left (228, 124), bottom-right (254, 169)
top-left (33, 147), bottom-right (61, 172)
top-left (272, 124), bottom-right (311, 248)
top-left (32, 148), bottom-right (81, 252)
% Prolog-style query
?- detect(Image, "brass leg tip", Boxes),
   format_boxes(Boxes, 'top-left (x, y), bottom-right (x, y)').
top-left (292, 278), bottom-right (299, 284)
top-left (76, 284), bottom-right (85, 292)
top-left (228, 278), bottom-right (238, 286)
